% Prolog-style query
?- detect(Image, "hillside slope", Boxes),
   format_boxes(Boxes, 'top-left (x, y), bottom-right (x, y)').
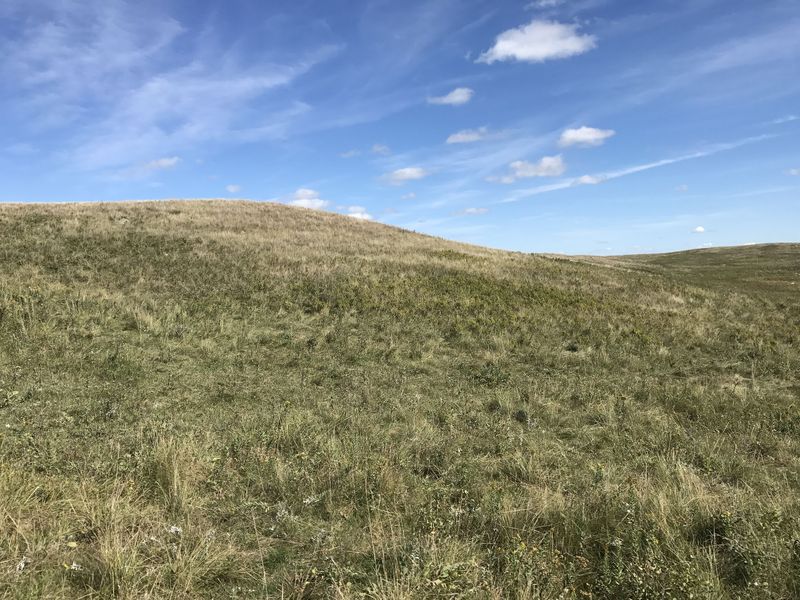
top-left (1, 201), bottom-right (798, 599)
top-left (612, 243), bottom-right (800, 300)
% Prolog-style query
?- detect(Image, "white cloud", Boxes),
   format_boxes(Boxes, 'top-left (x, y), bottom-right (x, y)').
top-left (401, 192), bottom-right (417, 200)
top-left (111, 154), bottom-right (180, 180)
top-left (446, 127), bottom-right (489, 144)
top-left (512, 155), bottom-right (566, 178)
top-left (492, 155), bottom-right (565, 183)
top-left (675, 184), bottom-right (689, 192)
top-left (574, 174), bottom-right (605, 185)
top-left (559, 126), bottom-right (616, 147)
top-left (477, 20), bottom-right (596, 64)
top-left (385, 167), bottom-right (429, 185)
top-left (225, 184), bottom-right (242, 194)
top-left (772, 115), bottom-right (798, 125)
top-left (501, 134), bottom-right (774, 203)
top-left (340, 149), bottom-right (360, 158)
top-left (344, 205), bottom-right (373, 220)
top-left (288, 188), bottom-right (330, 210)
top-left (372, 144), bottom-right (391, 155)
top-left (527, 0), bottom-right (564, 8)
top-left (144, 156), bottom-right (180, 171)
top-left (692, 226), bottom-right (706, 233)
top-left (458, 207), bottom-right (489, 215)
top-left (427, 87), bottom-right (474, 106)
top-left (788, 168), bottom-right (800, 176)
top-left (0, 1), bottom-right (338, 171)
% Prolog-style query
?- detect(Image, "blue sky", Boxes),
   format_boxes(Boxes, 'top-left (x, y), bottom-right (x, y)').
top-left (1, 0), bottom-right (798, 254)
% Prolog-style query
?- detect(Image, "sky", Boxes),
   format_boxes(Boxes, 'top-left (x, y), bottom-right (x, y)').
top-left (1, 0), bottom-right (798, 255)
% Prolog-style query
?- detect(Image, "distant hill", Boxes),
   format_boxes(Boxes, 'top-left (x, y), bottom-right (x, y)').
top-left (614, 243), bottom-right (800, 300)
top-left (1, 201), bottom-right (798, 599)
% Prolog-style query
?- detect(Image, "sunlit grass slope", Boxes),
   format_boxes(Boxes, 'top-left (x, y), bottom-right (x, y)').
top-left (1, 201), bottom-right (798, 599)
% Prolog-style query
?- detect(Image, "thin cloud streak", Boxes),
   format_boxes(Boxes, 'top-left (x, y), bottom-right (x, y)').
top-left (501, 134), bottom-right (775, 203)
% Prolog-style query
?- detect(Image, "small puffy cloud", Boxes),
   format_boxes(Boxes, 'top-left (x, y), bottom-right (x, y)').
top-left (692, 226), bottom-right (706, 233)
top-left (559, 126), bottom-right (615, 147)
top-left (385, 167), bottom-right (429, 185)
top-left (144, 156), bottom-right (180, 171)
top-left (788, 168), bottom-right (800, 176)
top-left (401, 192), bottom-right (416, 200)
top-left (446, 127), bottom-right (489, 144)
top-left (339, 149), bottom-right (360, 158)
top-left (772, 115), bottom-right (798, 124)
top-left (288, 188), bottom-right (330, 210)
top-left (477, 20), bottom-right (596, 64)
top-left (492, 155), bottom-right (565, 183)
top-left (427, 87), bottom-right (474, 106)
top-left (512, 155), bottom-right (566, 178)
top-left (574, 174), bottom-right (605, 185)
top-left (675, 184), bottom-right (689, 192)
top-left (225, 184), bottom-right (242, 194)
top-left (344, 205), bottom-right (373, 220)
top-left (372, 144), bottom-right (391, 155)
top-left (457, 207), bottom-right (489, 215)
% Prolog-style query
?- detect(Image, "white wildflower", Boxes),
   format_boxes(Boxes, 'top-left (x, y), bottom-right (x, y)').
top-left (16, 556), bottom-right (29, 572)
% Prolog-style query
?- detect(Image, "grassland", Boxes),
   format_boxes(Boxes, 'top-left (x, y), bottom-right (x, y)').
top-left (0, 200), bottom-right (798, 599)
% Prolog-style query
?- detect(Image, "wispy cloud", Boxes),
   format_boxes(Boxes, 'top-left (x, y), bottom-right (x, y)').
top-left (2, 143), bottom-right (37, 157)
top-left (502, 134), bottom-right (774, 202)
top-left (455, 207), bottom-right (489, 215)
top-left (377, 125), bottom-right (556, 207)
top-left (225, 184), bottom-right (242, 194)
top-left (145, 157), bottom-right (180, 171)
top-left (607, 19), bottom-right (800, 107)
top-left (1, 0), bottom-right (184, 130)
top-left (477, 20), bottom-right (596, 64)
top-left (71, 63), bottom-right (325, 171)
top-left (372, 144), bottom-right (392, 155)
top-left (446, 127), bottom-right (489, 144)
top-left (0, 0), bottom-right (338, 171)
top-left (109, 155), bottom-right (181, 180)
top-left (527, 0), bottom-right (566, 8)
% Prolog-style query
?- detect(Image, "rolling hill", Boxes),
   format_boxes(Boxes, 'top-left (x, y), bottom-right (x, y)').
top-left (1, 201), bottom-right (798, 599)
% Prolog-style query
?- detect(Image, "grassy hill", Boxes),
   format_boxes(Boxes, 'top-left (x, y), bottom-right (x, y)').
top-left (614, 243), bottom-right (800, 300)
top-left (0, 201), bottom-right (798, 599)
